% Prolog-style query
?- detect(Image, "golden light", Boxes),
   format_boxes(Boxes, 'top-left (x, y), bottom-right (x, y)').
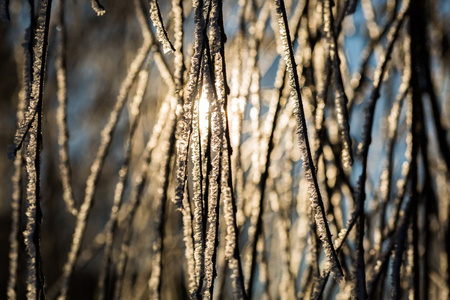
top-left (198, 91), bottom-right (210, 135)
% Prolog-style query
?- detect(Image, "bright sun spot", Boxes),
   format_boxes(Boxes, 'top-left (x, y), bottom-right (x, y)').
top-left (199, 92), bottom-right (210, 134)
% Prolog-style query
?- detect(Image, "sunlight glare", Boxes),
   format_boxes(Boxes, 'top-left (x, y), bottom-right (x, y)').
top-left (199, 91), bottom-right (210, 134)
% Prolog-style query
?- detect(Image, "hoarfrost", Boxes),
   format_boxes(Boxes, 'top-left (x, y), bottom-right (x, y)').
top-left (18, 0), bottom-right (53, 298)
top-left (149, 0), bottom-right (175, 54)
top-left (274, 0), bottom-right (344, 282)
top-left (191, 91), bottom-right (205, 293)
top-left (201, 70), bottom-right (224, 300)
top-left (174, 0), bottom-right (207, 209)
top-left (91, 0), bottom-right (106, 16)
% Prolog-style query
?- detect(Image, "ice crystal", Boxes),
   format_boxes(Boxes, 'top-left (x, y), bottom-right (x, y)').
top-left (91, 0), bottom-right (105, 16)
top-left (191, 91), bottom-right (205, 293)
top-left (17, 1), bottom-right (53, 298)
top-left (174, 0), bottom-right (207, 210)
top-left (149, 0), bottom-right (175, 54)
top-left (275, 0), bottom-right (344, 282)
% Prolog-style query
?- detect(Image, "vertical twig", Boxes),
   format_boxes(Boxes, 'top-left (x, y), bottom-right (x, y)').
top-left (275, 0), bottom-right (344, 282)
top-left (21, 1), bottom-right (53, 298)
top-left (55, 0), bottom-right (78, 217)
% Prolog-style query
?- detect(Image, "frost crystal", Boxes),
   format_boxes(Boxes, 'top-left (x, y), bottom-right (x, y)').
top-left (149, 0), bottom-right (175, 54)
top-left (91, 0), bottom-right (106, 16)
top-left (16, 0), bottom-right (53, 298)
top-left (174, 0), bottom-right (207, 209)
top-left (201, 69), bottom-right (224, 300)
top-left (275, 0), bottom-right (344, 282)
top-left (191, 91), bottom-right (205, 293)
